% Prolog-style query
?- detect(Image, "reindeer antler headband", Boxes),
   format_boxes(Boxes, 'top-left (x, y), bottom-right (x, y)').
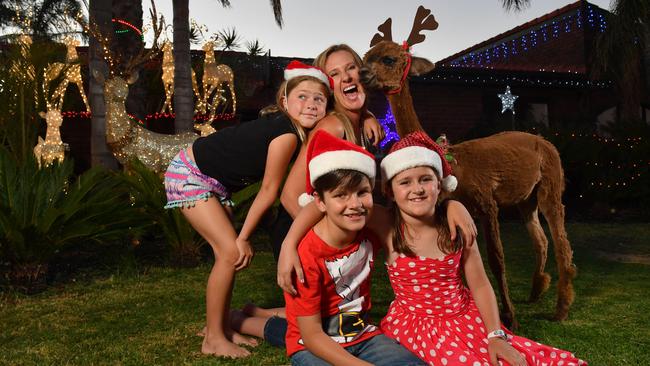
top-left (369, 6), bottom-right (438, 95)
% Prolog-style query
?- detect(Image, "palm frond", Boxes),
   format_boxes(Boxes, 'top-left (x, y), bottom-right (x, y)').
top-left (269, 0), bottom-right (283, 28)
top-left (500, 0), bottom-right (530, 12)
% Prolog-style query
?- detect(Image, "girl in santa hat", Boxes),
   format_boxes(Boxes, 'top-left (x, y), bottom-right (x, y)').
top-left (376, 131), bottom-right (587, 366)
top-left (163, 60), bottom-right (333, 359)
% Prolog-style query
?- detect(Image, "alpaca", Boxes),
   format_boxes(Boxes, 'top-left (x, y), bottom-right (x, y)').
top-left (360, 6), bottom-right (576, 327)
top-left (201, 41), bottom-right (236, 119)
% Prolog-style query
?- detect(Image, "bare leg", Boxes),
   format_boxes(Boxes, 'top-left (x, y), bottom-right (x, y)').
top-left (230, 310), bottom-right (269, 339)
top-left (181, 198), bottom-right (250, 358)
top-left (243, 303), bottom-right (286, 318)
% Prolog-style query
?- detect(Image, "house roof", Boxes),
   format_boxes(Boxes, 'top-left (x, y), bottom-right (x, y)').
top-left (436, 1), bottom-right (609, 75)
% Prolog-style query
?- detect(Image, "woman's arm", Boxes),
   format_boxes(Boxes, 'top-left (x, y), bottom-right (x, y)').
top-left (463, 244), bottom-right (527, 366)
top-left (443, 199), bottom-right (478, 248)
top-left (297, 315), bottom-right (372, 366)
top-left (280, 115), bottom-right (346, 218)
top-left (277, 202), bottom-right (323, 295)
top-left (361, 111), bottom-right (385, 147)
top-left (235, 133), bottom-right (297, 270)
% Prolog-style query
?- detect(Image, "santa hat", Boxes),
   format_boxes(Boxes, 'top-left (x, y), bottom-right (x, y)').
top-left (284, 60), bottom-right (333, 90)
top-left (298, 130), bottom-right (376, 207)
top-left (380, 131), bottom-right (457, 192)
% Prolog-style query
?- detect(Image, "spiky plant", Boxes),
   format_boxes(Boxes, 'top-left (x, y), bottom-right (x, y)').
top-left (0, 148), bottom-right (148, 293)
top-left (245, 39), bottom-right (265, 56)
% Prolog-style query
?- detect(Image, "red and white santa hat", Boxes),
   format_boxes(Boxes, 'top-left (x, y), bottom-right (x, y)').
top-left (298, 130), bottom-right (376, 207)
top-left (284, 60), bottom-right (334, 90)
top-left (380, 130), bottom-right (457, 192)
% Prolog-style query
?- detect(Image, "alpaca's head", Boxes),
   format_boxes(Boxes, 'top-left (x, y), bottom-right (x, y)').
top-left (360, 6), bottom-right (437, 94)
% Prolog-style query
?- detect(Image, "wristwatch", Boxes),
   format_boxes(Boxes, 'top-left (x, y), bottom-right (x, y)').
top-left (487, 329), bottom-right (507, 341)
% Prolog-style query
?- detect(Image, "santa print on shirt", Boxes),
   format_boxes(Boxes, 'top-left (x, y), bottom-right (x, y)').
top-left (284, 228), bottom-right (382, 357)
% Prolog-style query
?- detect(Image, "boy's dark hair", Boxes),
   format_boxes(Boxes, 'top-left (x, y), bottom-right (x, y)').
top-left (313, 169), bottom-right (370, 199)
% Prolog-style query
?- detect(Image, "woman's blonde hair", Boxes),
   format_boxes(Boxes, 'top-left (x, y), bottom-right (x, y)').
top-left (387, 170), bottom-right (460, 257)
top-left (259, 75), bottom-right (331, 143)
top-left (313, 44), bottom-right (368, 146)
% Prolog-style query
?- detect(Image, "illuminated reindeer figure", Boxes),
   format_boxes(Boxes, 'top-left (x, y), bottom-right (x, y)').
top-left (88, 3), bottom-right (198, 172)
top-left (201, 40), bottom-right (236, 119)
top-left (160, 40), bottom-right (174, 113)
top-left (48, 37), bottom-right (91, 112)
top-left (33, 109), bottom-right (65, 167)
top-left (361, 6), bottom-right (576, 327)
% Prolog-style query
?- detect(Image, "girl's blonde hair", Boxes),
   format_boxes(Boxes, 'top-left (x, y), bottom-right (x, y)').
top-left (260, 75), bottom-right (331, 143)
top-left (313, 44), bottom-right (368, 146)
top-left (388, 170), bottom-right (460, 256)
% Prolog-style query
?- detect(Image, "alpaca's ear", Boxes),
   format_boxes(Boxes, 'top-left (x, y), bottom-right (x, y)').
top-left (409, 56), bottom-right (435, 76)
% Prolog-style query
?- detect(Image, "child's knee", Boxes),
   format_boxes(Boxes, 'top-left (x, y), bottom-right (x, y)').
top-left (215, 245), bottom-right (240, 266)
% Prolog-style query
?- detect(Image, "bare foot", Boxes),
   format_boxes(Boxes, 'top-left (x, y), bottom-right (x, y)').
top-left (197, 326), bottom-right (206, 337)
top-left (202, 336), bottom-right (251, 358)
top-left (230, 330), bottom-right (259, 347)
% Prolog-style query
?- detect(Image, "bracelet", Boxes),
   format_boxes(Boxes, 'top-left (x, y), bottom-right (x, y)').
top-left (487, 329), bottom-right (507, 341)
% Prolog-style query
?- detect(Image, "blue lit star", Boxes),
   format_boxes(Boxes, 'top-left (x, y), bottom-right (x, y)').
top-left (498, 85), bottom-right (518, 114)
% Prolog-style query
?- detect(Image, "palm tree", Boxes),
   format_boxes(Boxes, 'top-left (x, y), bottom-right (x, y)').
top-left (172, 0), bottom-right (283, 132)
top-left (88, 0), bottom-right (118, 169)
top-left (0, 0), bottom-right (84, 42)
top-left (218, 27), bottom-right (241, 51)
top-left (171, 0), bottom-right (195, 133)
top-left (595, 0), bottom-right (650, 120)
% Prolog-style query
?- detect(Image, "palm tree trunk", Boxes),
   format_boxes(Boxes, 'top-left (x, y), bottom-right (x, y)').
top-left (172, 0), bottom-right (193, 133)
top-left (88, 0), bottom-right (118, 169)
top-left (642, 23), bottom-right (650, 105)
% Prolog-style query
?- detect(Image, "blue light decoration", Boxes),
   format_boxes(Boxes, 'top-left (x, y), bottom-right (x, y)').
top-left (378, 105), bottom-right (400, 150)
top-left (446, 4), bottom-right (607, 69)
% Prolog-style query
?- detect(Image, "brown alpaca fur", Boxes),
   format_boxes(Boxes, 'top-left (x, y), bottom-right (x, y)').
top-left (361, 6), bottom-right (576, 327)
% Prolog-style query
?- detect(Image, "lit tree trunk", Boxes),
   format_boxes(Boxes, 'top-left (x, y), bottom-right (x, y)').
top-left (172, 0), bottom-right (193, 133)
top-left (113, 0), bottom-right (147, 121)
top-left (89, 0), bottom-right (118, 169)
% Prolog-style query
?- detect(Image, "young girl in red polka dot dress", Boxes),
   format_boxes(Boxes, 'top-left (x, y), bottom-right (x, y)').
top-left (373, 131), bottom-right (587, 366)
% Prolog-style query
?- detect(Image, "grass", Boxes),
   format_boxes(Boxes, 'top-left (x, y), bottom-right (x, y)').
top-left (1, 222), bottom-right (649, 365)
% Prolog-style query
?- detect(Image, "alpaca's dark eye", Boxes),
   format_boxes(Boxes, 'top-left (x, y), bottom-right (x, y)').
top-left (381, 57), bottom-right (396, 66)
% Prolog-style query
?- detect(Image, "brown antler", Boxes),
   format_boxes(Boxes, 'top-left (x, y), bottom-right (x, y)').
top-left (405, 6), bottom-right (438, 48)
top-left (369, 18), bottom-right (393, 47)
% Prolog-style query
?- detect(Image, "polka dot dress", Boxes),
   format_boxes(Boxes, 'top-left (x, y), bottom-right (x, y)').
top-left (380, 251), bottom-right (587, 366)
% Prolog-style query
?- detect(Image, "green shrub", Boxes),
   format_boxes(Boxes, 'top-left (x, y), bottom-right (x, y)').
top-left (0, 148), bottom-right (147, 292)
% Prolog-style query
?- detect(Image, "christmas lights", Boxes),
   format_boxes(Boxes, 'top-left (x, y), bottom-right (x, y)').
top-left (444, 4), bottom-right (607, 69)
top-left (498, 85), bottom-right (518, 114)
top-left (34, 110), bottom-right (65, 167)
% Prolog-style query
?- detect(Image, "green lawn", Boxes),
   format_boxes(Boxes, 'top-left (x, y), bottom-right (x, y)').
top-left (1, 222), bottom-right (648, 365)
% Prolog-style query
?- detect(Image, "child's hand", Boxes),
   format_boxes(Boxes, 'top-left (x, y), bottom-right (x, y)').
top-left (488, 338), bottom-right (528, 366)
top-left (445, 200), bottom-right (477, 247)
top-left (277, 245), bottom-right (303, 296)
top-left (234, 237), bottom-right (254, 271)
top-left (362, 115), bottom-right (385, 147)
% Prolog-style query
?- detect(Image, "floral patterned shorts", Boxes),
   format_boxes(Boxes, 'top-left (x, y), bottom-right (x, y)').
top-left (163, 148), bottom-right (233, 209)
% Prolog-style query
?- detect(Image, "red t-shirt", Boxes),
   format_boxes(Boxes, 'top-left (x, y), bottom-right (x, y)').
top-left (284, 228), bottom-right (382, 357)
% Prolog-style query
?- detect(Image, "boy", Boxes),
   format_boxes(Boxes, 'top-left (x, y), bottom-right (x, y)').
top-left (284, 130), bottom-right (425, 366)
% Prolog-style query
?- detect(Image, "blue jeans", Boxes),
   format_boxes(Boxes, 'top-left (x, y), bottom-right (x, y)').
top-left (291, 334), bottom-right (426, 366)
top-left (264, 316), bottom-right (287, 348)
